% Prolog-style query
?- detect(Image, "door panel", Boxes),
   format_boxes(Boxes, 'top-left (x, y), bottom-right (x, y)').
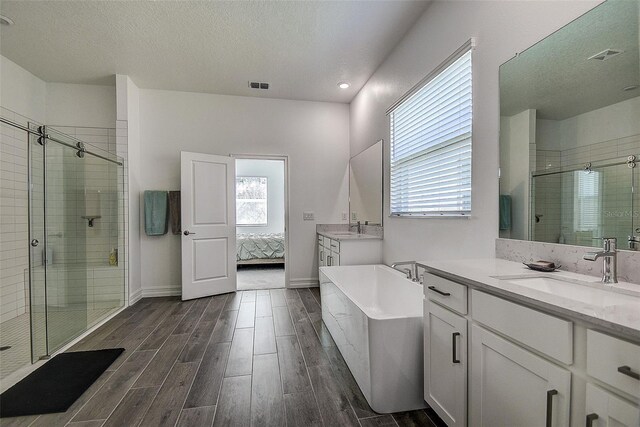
top-left (586, 383), bottom-right (640, 427)
top-left (424, 300), bottom-right (467, 427)
top-left (193, 238), bottom-right (228, 281)
top-left (470, 324), bottom-right (571, 427)
top-left (193, 161), bottom-right (228, 225)
top-left (181, 152), bottom-right (236, 300)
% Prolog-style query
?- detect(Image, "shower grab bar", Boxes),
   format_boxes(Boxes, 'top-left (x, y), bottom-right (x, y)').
top-left (0, 116), bottom-right (123, 166)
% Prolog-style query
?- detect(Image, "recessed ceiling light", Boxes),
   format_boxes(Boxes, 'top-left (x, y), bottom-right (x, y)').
top-left (623, 85), bottom-right (638, 92)
top-left (338, 82), bottom-right (350, 89)
top-left (0, 15), bottom-right (14, 26)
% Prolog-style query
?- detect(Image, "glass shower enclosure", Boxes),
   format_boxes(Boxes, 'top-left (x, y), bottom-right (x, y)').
top-left (27, 124), bottom-right (125, 362)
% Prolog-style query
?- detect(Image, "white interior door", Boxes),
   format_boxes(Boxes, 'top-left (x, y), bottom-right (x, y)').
top-left (181, 151), bottom-right (236, 300)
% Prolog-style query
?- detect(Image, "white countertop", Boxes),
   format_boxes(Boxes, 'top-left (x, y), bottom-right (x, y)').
top-left (420, 258), bottom-right (640, 341)
top-left (318, 231), bottom-right (382, 241)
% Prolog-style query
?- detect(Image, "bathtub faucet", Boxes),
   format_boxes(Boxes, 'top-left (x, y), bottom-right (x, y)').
top-left (391, 261), bottom-right (419, 282)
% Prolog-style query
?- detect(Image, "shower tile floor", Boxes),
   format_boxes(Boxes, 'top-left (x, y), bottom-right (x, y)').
top-left (0, 289), bottom-right (445, 427)
top-left (0, 307), bottom-right (119, 381)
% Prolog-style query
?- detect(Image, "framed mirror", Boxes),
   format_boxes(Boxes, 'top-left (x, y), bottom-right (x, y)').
top-left (349, 140), bottom-right (383, 225)
top-left (499, 0), bottom-right (639, 251)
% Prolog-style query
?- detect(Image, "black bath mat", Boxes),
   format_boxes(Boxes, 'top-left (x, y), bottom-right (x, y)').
top-left (0, 348), bottom-right (124, 418)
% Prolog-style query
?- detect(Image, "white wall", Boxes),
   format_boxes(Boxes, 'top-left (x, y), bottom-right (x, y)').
top-left (236, 159), bottom-right (285, 235)
top-left (0, 55), bottom-right (46, 122)
top-left (349, 0), bottom-right (601, 264)
top-left (46, 82), bottom-right (116, 128)
top-left (139, 89), bottom-right (349, 293)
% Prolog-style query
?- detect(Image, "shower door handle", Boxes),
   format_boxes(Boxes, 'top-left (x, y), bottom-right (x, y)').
top-left (183, 230), bottom-right (196, 236)
top-left (31, 239), bottom-right (39, 247)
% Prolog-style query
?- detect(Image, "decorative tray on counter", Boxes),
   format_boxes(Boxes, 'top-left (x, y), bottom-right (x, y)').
top-left (522, 261), bottom-right (561, 272)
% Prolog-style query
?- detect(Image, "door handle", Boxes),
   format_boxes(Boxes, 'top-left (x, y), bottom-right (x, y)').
top-left (452, 332), bottom-right (461, 364)
top-left (183, 230), bottom-right (196, 236)
top-left (428, 286), bottom-right (451, 296)
top-left (585, 413), bottom-right (598, 427)
top-left (546, 389), bottom-right (558, 427)
top-left (618, 365), bottom-right (640, 380)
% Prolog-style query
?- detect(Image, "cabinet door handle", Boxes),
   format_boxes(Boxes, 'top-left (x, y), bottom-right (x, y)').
top-left (546, 389), bottom-right (558, 427)
top-left (585, 413), bottom-right (598, 427)
top-left (618, 365), bottom-right (640, 380)
top-left (452, 332), bottom-right (461, 364)
top-left (428, 286), bottom-right (451, 296)
top-left (327, 256), bottom-right (332, 266)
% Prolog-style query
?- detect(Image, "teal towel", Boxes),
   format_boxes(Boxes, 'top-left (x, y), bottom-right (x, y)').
top-left (144, 191), bottom-right (169, 236)
top-left (499, 195), bottom-right (512, 231)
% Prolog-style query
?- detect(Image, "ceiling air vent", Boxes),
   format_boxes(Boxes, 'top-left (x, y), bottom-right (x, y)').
top-left (588, 49), bottom-right (623, 61)
top-left (249, 81), bottom-right (269, 90)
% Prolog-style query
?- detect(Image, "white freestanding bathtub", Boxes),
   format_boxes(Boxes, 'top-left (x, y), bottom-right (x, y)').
top-left (319, 264), bottom-right (426, 413)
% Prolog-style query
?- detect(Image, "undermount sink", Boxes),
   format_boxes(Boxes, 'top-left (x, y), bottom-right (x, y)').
top-left (492, 275), bottom-right (640, 309)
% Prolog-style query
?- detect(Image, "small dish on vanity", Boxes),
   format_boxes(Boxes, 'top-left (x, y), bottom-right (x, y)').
top-left (522, 261), bottom-right (561, 272)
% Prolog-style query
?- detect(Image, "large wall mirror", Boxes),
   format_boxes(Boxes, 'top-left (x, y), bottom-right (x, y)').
top-left (499, 0), bottom-right (639, 251)
top-left (350, 140), bottom-right (383, 225)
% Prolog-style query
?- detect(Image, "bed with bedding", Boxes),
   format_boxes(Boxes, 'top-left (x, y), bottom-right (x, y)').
top-left (236, 233), bottom-right (285, 264)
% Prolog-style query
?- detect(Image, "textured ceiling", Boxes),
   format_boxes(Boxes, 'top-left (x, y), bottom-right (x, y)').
top-left (0, 1), bottom-right (431, 103)
top-left (500, 0), bottom-right (639, 120)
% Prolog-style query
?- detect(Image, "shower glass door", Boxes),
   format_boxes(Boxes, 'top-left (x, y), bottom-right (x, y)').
top-left (29, 126), bottom-right (125, 360)
top-left (43, 130), bottom-right (89, 351)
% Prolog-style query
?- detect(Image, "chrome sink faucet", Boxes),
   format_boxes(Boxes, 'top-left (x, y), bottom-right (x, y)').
top-left (583, 237), bottom-right (618, 284)
top-left (350, 221), bottom-right (361, 234)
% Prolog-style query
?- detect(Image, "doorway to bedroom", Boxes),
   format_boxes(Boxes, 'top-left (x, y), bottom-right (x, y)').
top-left (235, 157), bottom-right (287, 291)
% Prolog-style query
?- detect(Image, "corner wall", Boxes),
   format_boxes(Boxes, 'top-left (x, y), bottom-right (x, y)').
top-left (349, 0), bottom-right (601, 264)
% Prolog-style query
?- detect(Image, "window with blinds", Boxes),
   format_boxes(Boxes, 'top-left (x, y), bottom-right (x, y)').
top-left (389, 46), bottom-right (472, 216)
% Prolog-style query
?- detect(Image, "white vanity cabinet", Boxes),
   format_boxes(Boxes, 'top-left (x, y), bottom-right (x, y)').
top-left (424, 299), bottom-right (467, 427)
top-left (317, 233), bottom-right (381, 268)
top-left (470, 324), bottom-right (571, 427)
top-left (585, 383), bottom-right (640, 427)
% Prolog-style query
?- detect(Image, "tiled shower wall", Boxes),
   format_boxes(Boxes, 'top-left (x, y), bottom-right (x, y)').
top-left (49, 126), bottom-right (120, 267)
top-left (0, 108), bottom-right (32, 323)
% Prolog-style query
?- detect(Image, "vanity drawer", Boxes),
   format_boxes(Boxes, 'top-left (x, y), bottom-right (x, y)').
top-left (422, 273), bottom-right (467, 315)
top-left (318, 235), bottom-right (324, 246)
top-left (587, 330), bottom-right (640, 398)
top-left (330, 240), bottom-right (340, 252)
top-left (471, 290), bottom-right (573, 364)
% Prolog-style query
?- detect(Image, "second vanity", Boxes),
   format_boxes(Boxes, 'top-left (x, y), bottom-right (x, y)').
top-left (419, 258), bottom-right (640, 427)
top-left (317, 226), bottom-right (382, 267)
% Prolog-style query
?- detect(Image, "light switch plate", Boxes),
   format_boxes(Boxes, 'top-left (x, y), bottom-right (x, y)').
top-left (303, 211), bottom-right (315, 221)
top-left (342, 212), bottom-right (348, 221)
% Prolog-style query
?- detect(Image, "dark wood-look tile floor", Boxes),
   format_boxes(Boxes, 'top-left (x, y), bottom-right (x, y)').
top-left (1, 289), bottom-right (444, 427)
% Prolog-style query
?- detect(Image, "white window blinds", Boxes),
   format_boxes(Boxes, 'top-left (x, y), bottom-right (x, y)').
top-left (573, 170), bottom-right (601, 232)
top-left (389, 46), bottom-right (472, 216)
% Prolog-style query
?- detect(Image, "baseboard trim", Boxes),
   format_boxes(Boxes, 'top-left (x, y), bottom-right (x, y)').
top-left (142, 286), bottom-right (181, 298)
top-left (288, 278), bottom-right (319, 288)
top-left (129, 288), bottom-right (143, 305)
